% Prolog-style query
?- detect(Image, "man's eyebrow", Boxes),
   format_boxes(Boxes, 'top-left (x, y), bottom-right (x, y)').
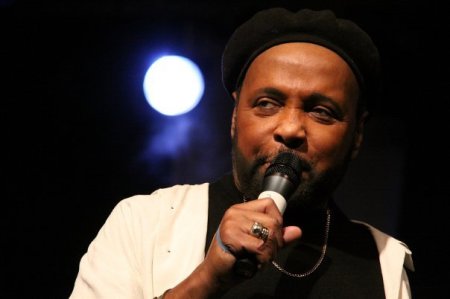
top-left (252, 89), bottom-right (345, 114)
top-left (248, 87), bottom-right (287, 100)
top-left (255, 87), bottom-right (286, 99)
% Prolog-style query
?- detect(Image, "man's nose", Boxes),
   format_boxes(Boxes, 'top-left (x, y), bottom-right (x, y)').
top-left (273, 108), bottom-right (306, 149)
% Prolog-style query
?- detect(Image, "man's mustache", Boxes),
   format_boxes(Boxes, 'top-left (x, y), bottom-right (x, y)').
top-left (252, 150), bottom-right (311, 176)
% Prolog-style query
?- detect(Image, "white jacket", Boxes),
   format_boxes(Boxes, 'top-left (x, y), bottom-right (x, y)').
top-left (70, 183), bottom-right (414, 299)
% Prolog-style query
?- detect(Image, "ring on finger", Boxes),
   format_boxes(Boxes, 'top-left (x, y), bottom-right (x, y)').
top-left (250, 221), bottom-right (269, 242)
top-left (259, 226), bottom-right (269, 242)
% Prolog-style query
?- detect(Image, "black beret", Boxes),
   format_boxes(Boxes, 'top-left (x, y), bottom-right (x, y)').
top-left (222, 8), bottom-right (381, 111)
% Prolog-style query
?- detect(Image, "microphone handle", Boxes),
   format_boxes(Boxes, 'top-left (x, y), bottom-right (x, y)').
top-left (233, 253), bottom-right (259, 278)
top-left (258, 190), bottom-right (287, 214)
top-left (233, 191), bottom-right (287, 278)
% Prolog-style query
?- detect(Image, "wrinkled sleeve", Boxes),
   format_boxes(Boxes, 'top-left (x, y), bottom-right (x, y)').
top-left (399, 268), bottom-right (412, 299)
top-left (70, 195), bottom-right (157, 299)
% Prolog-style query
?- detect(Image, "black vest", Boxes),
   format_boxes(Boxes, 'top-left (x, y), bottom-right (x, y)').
top-left (205, 174), bottom-right (385, 299)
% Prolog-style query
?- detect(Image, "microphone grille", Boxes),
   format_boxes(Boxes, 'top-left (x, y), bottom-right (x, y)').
top-left (265, 152), bottom-right (302, 185)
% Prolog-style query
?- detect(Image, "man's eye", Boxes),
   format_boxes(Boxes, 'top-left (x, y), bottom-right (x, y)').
top-left (310, 107), bottom-right (337, 123)
top-left (253, 99), bottom-right (280, 115)
top-left (256, 100), bottom-right (277, 108)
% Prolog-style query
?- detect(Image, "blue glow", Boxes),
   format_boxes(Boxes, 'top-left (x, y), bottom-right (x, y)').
top-left (148, 116), bottom-right (192, 156)
top-left (143, 55), bottom-right (204, 116)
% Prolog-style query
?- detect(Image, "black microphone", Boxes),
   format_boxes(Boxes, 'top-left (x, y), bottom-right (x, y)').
top-left (233, 152), bottom-right (302, 278)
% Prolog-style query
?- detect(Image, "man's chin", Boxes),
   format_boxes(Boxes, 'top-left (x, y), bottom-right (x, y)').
top-left (237, 171), bottom-right (264, 200)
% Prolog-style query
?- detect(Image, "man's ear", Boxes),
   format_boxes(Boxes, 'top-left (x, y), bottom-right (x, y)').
top-left (231, 91), bottom-right (238, 104)
top-left (230, 91), bottom-right (238, 138)
top-left (351, 111), bottom-right (369, 160)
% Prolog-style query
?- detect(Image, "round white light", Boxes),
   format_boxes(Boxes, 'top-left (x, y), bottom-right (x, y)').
top-left (143, 55), bottom-right (204, 116)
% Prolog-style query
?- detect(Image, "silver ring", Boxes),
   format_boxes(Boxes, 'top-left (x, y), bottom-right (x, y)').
top-left (250, 221), bottom-right (269, 242)
top-left (260, 226), bottom-right (269, 241)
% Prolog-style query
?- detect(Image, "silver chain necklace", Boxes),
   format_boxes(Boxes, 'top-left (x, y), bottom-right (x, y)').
top-left (271, 208), bottom-right (331, 278)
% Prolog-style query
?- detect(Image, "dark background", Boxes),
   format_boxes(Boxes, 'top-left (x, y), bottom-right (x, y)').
top-left (2, 0), bottom-right (448, 298)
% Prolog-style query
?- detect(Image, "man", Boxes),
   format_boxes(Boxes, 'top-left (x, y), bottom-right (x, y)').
top-left (70, 7), bottom-right (414, 299)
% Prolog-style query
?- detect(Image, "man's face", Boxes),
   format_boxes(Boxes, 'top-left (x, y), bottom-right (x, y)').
top-left (231, 42), bottom-right (365, 209)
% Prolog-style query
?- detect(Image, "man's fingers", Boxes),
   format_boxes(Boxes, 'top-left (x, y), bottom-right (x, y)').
top-left (282, 226), bottom-right (302, 244)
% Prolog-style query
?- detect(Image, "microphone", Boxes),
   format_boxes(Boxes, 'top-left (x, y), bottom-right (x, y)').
top-left (257, 152), bottom-right (302, 214)
top-left (233, 152), bottom-right (302, 278)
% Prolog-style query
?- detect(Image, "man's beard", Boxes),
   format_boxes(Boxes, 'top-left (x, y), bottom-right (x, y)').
top-left (231, 131), bottom-right (352, 210)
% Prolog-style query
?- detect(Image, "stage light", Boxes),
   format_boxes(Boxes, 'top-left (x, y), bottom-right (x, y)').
top-left (143, 55), bottom-right (204, 116)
